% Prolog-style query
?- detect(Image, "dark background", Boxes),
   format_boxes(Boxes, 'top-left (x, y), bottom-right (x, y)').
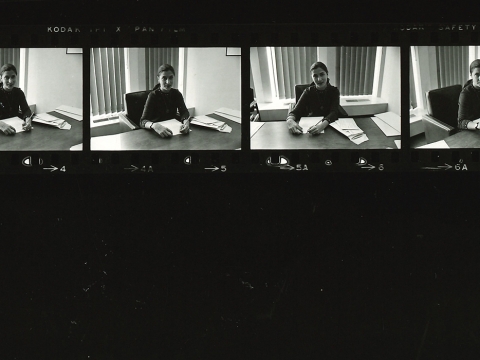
top-left (2, 1), bottom-right (480, 358)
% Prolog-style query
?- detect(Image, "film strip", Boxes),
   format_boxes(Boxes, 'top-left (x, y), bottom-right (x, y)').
top-left (0, 23), bottom-right (479, 174)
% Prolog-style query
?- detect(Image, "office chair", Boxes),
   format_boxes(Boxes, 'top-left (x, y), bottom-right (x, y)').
top-left (249, 87), bottom-right (261, 122)
top-left (120, 90), bottom-right (181, 128)
top-left (288, 84), bottom-right (349, 118)
top-left (422, 84), bottom-right (462, 144)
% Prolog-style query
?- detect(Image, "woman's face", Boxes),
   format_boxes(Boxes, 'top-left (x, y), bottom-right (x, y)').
top-left (157, 70), bottom-right (175, 92)
top-left (1, 70), bottom-right (16, 91)
top-left (311, 68), bottom-right (328, 90)
top-left (472, 67), bottom-right (480, 89)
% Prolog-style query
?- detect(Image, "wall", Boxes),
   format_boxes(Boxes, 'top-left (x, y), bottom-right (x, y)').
top-left (378, 47), bottom-right (401, 115)
top-left (185, 48), bottom-right (241, 115)
top-left (25, 48), bottom-right (82, 113)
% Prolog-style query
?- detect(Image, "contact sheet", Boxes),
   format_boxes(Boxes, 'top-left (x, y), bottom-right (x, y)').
top-left (0, 22), bottom-right (479, 174)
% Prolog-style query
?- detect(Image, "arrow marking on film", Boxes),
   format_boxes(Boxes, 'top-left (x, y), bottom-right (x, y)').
top-left (205, 166), bottom-right (219, 172)
top-left (361, 164), bottom-right (376, 170)
top-left (421, 163), bottom-right (452, 170)
top-left (43, 165), bottom-right (58, 172)
top-left (125, 165), bottom-right (139, 172)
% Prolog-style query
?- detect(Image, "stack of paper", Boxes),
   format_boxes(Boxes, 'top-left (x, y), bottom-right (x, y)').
top-left (330, 118), bottom-right (368, 144)
top-left (190, 115), bottom-right (232, 133)
top-left (371, 112), bottom-right (401, 136)
top-left (1, 116), bottom-right (26, 133)
top-left (55, 105), bottom-right (82, 121)
top-left (298, 117), bottom-right (325, 134)
top-left (33, 113), bottom-right (71, 130)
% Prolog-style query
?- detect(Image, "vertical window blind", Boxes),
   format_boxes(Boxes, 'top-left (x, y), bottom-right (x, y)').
top-left (336, 47), bottom-right (376, 96)
top-left (435, 46), bottom-right (469, 88)
top-left (145, 48), bottom-right (180, 90)
top-left (271, 47), bottom-right (317, 99)
top-left (90, 48), bottom-right (126, 116)
top-left (0, 48), bottom-right (21, 87)
top-left (269, 47), bottom-right (377, 99)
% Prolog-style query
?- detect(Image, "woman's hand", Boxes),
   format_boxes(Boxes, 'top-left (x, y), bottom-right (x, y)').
top-left (23, 117), bottom-right (32, 131)
top-left (287, 119), bottom-right (303, 134)
top-left (0, 120), bottom-right (16, 135)
top-left (307, 119), bottom-right (328, 135)
top-left (180, 118), bottom-right (190, 134)
top-left (151, 123), bottom-right (173, 138)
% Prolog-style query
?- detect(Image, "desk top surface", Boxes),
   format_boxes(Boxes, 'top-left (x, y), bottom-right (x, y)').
top-left (0, 111), bottom-right (83, 151)
top-left (445, 130), bottom-right (480, 148)
top-left (250, 117), bottom-right (400, 150)
top-left (91, 114), bottom-right (241, 151)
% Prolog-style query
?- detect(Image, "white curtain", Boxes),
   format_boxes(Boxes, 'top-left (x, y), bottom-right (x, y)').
top-left (90, 48), bottom-right (126, 116)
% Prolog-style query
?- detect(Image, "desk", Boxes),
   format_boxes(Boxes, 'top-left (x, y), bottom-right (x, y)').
top-left (250, 117), bottom-right (400, 150)
top-left (91, 114), bottom-right (241, 150)
top-left (445, 131), bottom-right (480, 148)
top-left (0, 111), bottom-right (83, 151)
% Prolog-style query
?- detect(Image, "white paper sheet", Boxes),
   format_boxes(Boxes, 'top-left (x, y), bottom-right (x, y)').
top-left (298, 117), bottom-right (325, 134)
top-left (371, 116), bottom-right (401, 136)
top-left (56, 105), bottom-right (82, 116)
top-left (417, 140), bottom-right (450, 149)
top-left (70, 143), bottom-right (83, 151)
top-left (91, 134), bottom-right (122, 150)
top-left (55, 109), bottom-right (82, 121)
top-left (394, 140), bottom-right (401, 149)
top-left (250, 122), bottom-right (265, 138)
top-left (158, 119), bottom-right (189, 136)
top-left (214, 107), bottom-right (241, 119)
top-left (1, 117), bottom-right (26, 133)
top-left (375, 111), bottom-right (401, 133)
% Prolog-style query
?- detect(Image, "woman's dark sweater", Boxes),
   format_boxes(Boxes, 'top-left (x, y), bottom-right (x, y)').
top-left (458, 80), bottom-right (480, 129)
top-left (287, 82), bottom-right (340, 123)
top-left (0, 85), bottom-right (31, 120)
top-left (139, 84), bottom-right (189, 128)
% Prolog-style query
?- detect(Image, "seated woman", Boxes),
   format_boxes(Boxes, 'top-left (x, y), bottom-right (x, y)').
top-left (0, 63), bottom-right (32, 135)
top-left (139, 64), bottom-right (190, 138)
top-left (458, 59), bottom-right (480, 130)
top-left (286, 61), bottom-right (340, 135)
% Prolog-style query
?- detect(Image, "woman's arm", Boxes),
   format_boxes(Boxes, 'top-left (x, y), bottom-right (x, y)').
top-left (177, 91), bottom-right (190, 121)
top-left (17, 89), bottom-right (32, 131)
top-left (323, 87), bottom-right (340, 123)
top-left (287, 89), bottom-right (309, 122)
top-left (18, 89), bottom-right (31, 120)
top-left (458, 90), bottom-right (479, 130)
top-left (139, 93), bottom-right (159, 129)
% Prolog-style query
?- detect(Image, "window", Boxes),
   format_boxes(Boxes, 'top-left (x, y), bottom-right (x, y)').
top-left (90, 48), bottom-right (126, 117)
